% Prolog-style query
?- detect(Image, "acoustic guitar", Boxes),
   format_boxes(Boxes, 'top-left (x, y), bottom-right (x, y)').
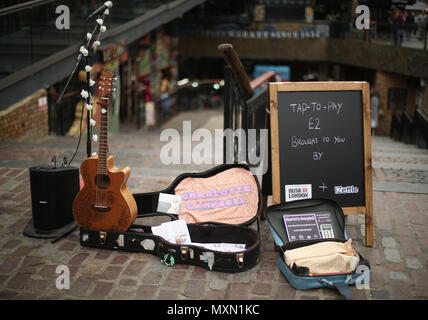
top-left (73, 71), bottom-right (137, 232)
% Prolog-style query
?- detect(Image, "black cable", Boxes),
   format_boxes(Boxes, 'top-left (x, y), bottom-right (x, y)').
top-left (66, 11), bottom-right (107, 167)
top-left (67, 16), bottom-right (95, 167)
top-left (67, 97), bottom-right (86, 167)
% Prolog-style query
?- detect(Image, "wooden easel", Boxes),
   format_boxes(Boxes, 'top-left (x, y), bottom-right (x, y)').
top-left (268, 81), bottom-right (374, 247)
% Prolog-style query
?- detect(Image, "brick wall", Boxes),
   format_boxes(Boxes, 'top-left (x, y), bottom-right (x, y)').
top-left (0, 89), bottom-right (49, 142)
top-left (374, 71), bottom-right (417, 135)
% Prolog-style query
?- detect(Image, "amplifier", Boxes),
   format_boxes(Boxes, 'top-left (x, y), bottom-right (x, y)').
top-left (23, 166), bottom-right (79, 239)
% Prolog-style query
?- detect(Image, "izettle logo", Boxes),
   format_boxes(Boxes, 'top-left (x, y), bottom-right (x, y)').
top-left (334, 185), bottom-right (359, 194)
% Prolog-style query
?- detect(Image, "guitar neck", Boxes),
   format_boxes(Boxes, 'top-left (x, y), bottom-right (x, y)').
top-left (97, 98), bottom-right (109, 175)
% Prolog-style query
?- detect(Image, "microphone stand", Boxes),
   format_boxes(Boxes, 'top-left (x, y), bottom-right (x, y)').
top-left (56, 11), bottom-right (110, 159)
top-left (85, 54), bottom-right (92, 158)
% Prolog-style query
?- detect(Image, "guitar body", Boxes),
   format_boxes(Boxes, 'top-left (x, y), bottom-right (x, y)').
top-left (73, 155), bottom-right (138, 232)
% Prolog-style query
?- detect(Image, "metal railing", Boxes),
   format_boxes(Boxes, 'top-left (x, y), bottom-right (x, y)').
top-left (180, 19), bottom-right (428, 50)
top-left (220, 43), bottom-right (276, 212)
top-left (219, 43), bottom-right (275, 169)
top-left (390, 106), bottom-right (428, 149)
top-left (0, 0), bottom-right (100, 78)
top-left (0, 0), bottom-right (94, 36)
top-left (180, 25), bottom-right (326, 39)
top-left (0, 0), bottom-right (173, 78)
top-left (329, 21), bottom-right (428, 50)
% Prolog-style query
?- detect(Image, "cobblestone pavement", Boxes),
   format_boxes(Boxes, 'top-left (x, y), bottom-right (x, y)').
top-left (0, 109), bottom-right (427, 300)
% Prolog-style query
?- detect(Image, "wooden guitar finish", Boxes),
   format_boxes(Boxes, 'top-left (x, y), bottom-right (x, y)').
top-left (73, 155), bottom-right (137, 232)
top-left (73, 71), bottom-right (137, 232)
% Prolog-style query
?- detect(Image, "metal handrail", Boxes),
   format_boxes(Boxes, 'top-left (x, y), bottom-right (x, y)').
top-left (0, 0), bottom-right (59, 16)
top-left (220, 43), bottom-right (275, 170)
top-left (250, 71), bottom-right (275, 92)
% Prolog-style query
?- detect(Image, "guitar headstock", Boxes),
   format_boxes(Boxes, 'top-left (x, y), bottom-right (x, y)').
top-left (97, 71), bottom-right (115, 98)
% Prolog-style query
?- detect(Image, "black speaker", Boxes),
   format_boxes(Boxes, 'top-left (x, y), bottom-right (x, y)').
top-left (23, 166), bottom-right (79, 240)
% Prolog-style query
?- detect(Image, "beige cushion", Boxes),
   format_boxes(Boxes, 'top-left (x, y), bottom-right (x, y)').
top-left (284, 239), bottom-right (360, 276)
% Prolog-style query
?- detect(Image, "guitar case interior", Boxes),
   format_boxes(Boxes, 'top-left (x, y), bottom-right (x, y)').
top-left (79, 163), bottom-right (261, 273)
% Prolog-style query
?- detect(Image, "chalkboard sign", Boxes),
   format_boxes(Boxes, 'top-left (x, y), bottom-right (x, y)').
top-left (269, 82), bottom-right (373, 246)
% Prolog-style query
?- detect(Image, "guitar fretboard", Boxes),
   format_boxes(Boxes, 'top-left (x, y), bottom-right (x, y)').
top-left (97, 98), bottom-right (109, 176)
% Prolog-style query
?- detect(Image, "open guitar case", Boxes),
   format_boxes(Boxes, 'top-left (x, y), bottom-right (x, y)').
top-left (79, 163), bottom-right (261, 273)
top-left (265, 199), bottom-right (371, 299)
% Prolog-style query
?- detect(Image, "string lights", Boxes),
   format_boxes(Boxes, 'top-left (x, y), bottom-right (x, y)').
top-left (78, 10), bottom-right (112, 152)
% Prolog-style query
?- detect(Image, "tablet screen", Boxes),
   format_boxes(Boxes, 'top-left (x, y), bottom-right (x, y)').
top-left (282, 211), bottom-right (337, 242)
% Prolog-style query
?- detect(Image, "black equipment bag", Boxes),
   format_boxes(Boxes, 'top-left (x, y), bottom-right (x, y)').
top-left (79, 163), bottom-right (261, 273)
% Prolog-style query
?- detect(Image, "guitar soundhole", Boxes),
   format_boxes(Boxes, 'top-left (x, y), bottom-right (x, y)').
top-left (95, 174), bottom-right (111, 189)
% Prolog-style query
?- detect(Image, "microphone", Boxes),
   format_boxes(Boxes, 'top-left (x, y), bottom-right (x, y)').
top-left (87, 1), bottom-right (113, 20)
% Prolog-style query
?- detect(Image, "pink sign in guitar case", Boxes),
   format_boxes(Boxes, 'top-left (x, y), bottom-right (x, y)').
top-left (79, 163), bottom-right (262, 272)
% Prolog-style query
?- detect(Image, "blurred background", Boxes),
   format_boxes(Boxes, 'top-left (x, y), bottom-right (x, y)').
top-left (0, 0), bottom-right (426, 149)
